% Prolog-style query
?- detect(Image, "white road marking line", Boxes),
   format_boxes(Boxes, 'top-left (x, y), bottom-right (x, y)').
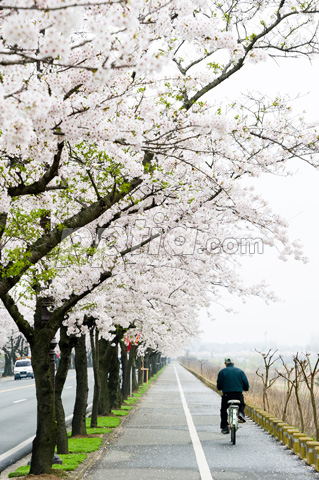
top-left (0, 403), bottom-right (93, 464)
top-left (13, 399), bottom-right (27, 404)
top-left (65, 386), bottom-right (72, 389)
top-left (174, 365), bottom-right (214, 480)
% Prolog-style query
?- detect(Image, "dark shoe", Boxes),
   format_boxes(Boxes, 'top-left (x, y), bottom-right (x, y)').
top-left (238, 412), bottom-right (246, 423)
top-left (221, 427), bottom-right (229, 434)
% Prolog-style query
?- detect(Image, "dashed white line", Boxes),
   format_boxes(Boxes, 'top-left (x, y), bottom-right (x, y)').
top-left (13, 399), bottom-right (27, 404)
top-left (174, 365), bottom-right (214, 480)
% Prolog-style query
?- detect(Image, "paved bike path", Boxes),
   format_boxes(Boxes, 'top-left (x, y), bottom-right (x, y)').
top-left (84, 363), bottom-right (319, 480)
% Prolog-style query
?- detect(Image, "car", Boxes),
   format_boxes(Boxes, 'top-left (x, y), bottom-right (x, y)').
top-left (14, 357), bottom-right (34, 380)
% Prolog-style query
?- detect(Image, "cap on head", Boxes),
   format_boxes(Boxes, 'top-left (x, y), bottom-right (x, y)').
top-left (224, 357), bottom-right (233, 364)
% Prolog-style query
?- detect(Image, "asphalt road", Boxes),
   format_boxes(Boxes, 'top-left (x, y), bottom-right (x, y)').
top-left (85, 363), bottom-right (319, 480)
top-left (0, 368), bottom-right (94, 471)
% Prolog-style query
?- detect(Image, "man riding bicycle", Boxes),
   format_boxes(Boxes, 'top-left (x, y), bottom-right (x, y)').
top-left (217, 357), bottom-right (249, 434)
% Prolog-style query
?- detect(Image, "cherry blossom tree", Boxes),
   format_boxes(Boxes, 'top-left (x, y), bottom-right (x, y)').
top-left (1, 0), bottom-right (319, 474)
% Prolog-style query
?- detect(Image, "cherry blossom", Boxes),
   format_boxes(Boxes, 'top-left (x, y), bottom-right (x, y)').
top-left (0, 2), bottom-right (319, 472)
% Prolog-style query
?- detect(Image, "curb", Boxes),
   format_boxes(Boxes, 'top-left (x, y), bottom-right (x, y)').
top-left (181, 364), bottom-right (319, 473)
top-left (72, 369), bottom-right (168, 480)
top-left (72, 397), bottom-right (145, 480)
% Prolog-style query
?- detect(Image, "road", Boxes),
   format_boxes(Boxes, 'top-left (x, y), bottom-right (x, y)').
top-left (86, 364), bottom-right (319, 480)
top-left (0, 368), bottom-right (94, 471)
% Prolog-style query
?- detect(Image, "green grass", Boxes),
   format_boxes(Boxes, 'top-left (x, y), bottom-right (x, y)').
top-left (111, 409), bottom-right (129, 416)
top-left (8, 466), bottom-right (30, 477)
top-left (68, 437), bottom-right (102, 453)
top-left (86, 416), bottom-right (121, 428)
top-left (87, 427), bottom-right (111, 434)
top-left (68, 429), bottom-right (109, 437)
top-left (121, 405), bottom-right (133, 410)
top-left (139, 386), bottom-right (148, 391)
top-left (8, 453), bottom-right (87, 477)
top-left (124, 397), bottom-right (139, 405)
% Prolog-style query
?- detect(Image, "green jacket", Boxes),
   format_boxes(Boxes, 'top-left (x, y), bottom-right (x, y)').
top-left (217, 364), bottom-right (249, 393)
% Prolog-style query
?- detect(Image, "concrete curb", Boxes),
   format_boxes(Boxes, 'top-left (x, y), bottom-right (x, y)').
top-left (72, 369), bottom-right (167, 480)
top-left (181, 364), bottom-right (319, 473)
top-left (72, 399), bottom-right (144, 480)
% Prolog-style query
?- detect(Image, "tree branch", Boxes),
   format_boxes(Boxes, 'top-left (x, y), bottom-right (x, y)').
top-left (0, 176), bottom-right (143, 296)
top-left (8, 142), bottom-right (65, 197)
top-left (0, 293), bottom-right (34, 343)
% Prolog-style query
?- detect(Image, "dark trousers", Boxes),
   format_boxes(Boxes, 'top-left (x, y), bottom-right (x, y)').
top-left (220, 391), bottom-right (245, 429)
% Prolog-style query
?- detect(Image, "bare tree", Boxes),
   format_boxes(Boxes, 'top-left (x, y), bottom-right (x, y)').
top-left (256, 349), bottom-right (280, 412)
top-left (276, 356), bottom-right (294, 423)
top-left (295, 353), bottom-right (319, 441)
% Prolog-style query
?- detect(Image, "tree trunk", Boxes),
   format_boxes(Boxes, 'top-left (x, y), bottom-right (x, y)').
top-left (120, 342), bottom-right (136, 399)
top-left (282, 387), bottom-right (293, 423)
top-left (97, 338), bottom-right (113, 415)
top-left (294, 385), bottom-right (305, 433)
top-left (90, 328), bottom-right (100, 428)
top-left (55, 326), bottom-right (76, 453)
top-left (136, 355), bottom-right (143, 386)
top-left (29, 333), bottom-right (56, 475)
top-left (3, 350), bottom-right (13, 376)
top-left (149, 351), bottom-right (159, 377)
top-left (71, 334), bottom-right (88, 436)
top-left (143, 350), bottom-right (151, 383)
top-left (131, 347), bottom-right (138, 391)
top-left (310, 390), bottom-right (319, 441)
top-left (120, 342), bottom-right (128, 397)
top-left (121, 345), bottom-right (138, 398)
top-left (109, 344), bottom-right (122, 409)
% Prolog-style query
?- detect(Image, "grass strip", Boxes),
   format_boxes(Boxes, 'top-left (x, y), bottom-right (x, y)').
top-left (87, 427), bottom-right (111, 434)
top-left (85, 416), bottom-right (121, 428)
top-left (124, 397), bottom-right (139, 405)
top-left (8, 453), bottom-right (87, 477)
top-left (68, 437), bottom-right (102, 453)
top-left (111, 409), bottom-right (129, 416)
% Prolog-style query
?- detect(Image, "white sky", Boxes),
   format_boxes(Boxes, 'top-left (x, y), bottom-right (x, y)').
top-left (199, 56), bottom-right (319, 348)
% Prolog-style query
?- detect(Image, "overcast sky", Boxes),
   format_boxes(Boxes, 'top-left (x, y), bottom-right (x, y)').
top-left (198, 56), bottom-right (319, 348)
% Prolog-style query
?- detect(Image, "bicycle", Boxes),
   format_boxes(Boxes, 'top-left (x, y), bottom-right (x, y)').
top-left (228, 399), bottom-right (241, 444)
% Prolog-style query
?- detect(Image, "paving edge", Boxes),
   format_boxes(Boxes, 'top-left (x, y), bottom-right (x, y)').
top-left (73, 368), bottom-right (167, 480)
top-left (180, 363), bottom-right (319, 474)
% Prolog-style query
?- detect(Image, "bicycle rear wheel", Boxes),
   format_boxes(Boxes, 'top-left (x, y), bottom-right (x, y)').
top-left (231, 426), bottom-right (236, 445)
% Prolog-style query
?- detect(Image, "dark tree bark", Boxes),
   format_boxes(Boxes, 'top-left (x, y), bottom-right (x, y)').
top-left (29, 331), bottom-right (56, 475)
top-left (97, 338), bottom-right (113, 415)
top-left (136, 355), bottom-right (143, 386)
top-left (109, 344), bottom-right (122, 409)
top-left (121, 343), bottom-right (137, 399)
top-left (3, 351), bottom-right (13, 376)
top-left (143, 350), bottom-right (151, 383)
top-left (97, 327), bottom-right (125, 413)
top-left (149, 351), bottom-right (157, 376)
top-left (90, 328), bottom-right (100, 428)
top-left (71, 334), bottom-right (88, 436)
top-left (132, 348), bottom-right (138, 391)
top-left (55, 325), bottom-right (77, 453)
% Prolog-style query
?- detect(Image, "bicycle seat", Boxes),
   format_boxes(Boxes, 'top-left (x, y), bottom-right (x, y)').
top-left (227, 399), bottom-right (241, 405)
